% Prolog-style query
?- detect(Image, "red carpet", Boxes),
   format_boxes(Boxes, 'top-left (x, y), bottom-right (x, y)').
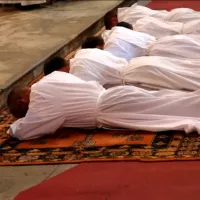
top-left (15, 162), bottom-right (200, 200)
top-left (148, 1), bottom-right (200, 11)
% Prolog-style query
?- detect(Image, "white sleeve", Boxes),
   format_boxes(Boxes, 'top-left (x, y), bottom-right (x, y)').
top-left (8, 110), bottom-right (65, 140)
top-left (8, 89), bottom-right (65, 141)
top-left (8, 108), bottom-right (65, 140)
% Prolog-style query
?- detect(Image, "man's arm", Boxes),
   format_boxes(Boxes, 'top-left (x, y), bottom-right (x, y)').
top-left (8, 109), bottom-right (64, 140)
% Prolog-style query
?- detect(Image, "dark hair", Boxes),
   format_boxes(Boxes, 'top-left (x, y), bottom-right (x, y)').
top-left (104, 10), bottom-right (117, 30)
top-left (44, 56), bottom-right (67, 75)
top-left (82, 36), bottom-right (104, 49)
top-left (116, 21), bottom-right (133, 30)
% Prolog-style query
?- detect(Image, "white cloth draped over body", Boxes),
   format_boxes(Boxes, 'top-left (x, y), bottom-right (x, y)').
top-left (123, 56), bottom-right (200, 91)
top-left (104, 26), bottom-right (156, 60)
top-left (70, 48), bottom-right (128, 87)
top-left (0, 0), bottom-right (46, 5)
top-left (183, 20), bottom-right (200, 34)
top-left (134, 17), bottom-right (183, 39)
top-left (148, 34), bottom-right (200, 59)
top-left (118, 6), bottom-right (198, 25)
top-left (165, 8), bottom-right (200, 23)
top-left (70, 50), bottom-right (200, 91)
top-left (8, 72), bottom-right (200, 140)
top-left (118, 4), bottom-right (168, 25)
top-left (101, 30), bottom-right (111, 42)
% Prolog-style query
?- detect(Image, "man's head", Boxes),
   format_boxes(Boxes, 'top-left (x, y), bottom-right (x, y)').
top-left (44, 56), bottom-right (70, 76)
top-left (7, 86), bottom-right (31, 118)
top-left (116, 21), bottom-right (133, 30)
top-left (104, 10), bottom-right (118, 30)
top-left (82, 36), bottom-right (105, 50)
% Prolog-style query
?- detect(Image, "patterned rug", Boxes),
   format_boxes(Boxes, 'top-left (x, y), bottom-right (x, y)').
top-left (1, 122), bottom-right (200, 165)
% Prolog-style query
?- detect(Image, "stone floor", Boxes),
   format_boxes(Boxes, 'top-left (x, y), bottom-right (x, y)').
top-left (0, 164), bottom-right (77, 200)
top-left (0, 1), bottom-right (150, 200)
top-left (0, 0), bottom-right (124, 89)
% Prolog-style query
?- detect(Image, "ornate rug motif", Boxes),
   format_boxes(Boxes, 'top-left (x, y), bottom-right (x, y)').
top-left (1, 124), bottom-right (200, 165)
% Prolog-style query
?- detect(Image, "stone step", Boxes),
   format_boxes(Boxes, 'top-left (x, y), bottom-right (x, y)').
top-left (0, 0), bottom-right (136, 109)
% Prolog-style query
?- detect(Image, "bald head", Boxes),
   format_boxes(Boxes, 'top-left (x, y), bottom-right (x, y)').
top-left (7, 86), bottom-right (31, 118)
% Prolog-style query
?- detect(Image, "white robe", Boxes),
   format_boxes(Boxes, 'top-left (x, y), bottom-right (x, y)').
top-left (118, 4), bottom-right (168, 25)
top-left (183, 20), bottom-right (200, 34)
top-left (9, 72), bottom-right (105, 140)
top-left (123, 56), bottom-right (200, 91)
top-left (104, 26), bottom-right (156, 60)
top-left (71, 52), bottom-right (200, 91)
top-left (134, 17), bottom-right (183, 39)
top-left (166, 8), bottom-right (200, 23)
top-left (8, 72), bottom-right (200, 140)
top-left (101, 30), bottom-right (111, 42)
top-left (148, 35), bottom-right (200, 59)
top-left (70, 48), bottom-right (127, 87)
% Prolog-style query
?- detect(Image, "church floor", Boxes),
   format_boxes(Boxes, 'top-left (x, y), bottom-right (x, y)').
top-left (0, 1), bottom-right (149, 200)
top-left (0, 164), bottom-right (77, 200)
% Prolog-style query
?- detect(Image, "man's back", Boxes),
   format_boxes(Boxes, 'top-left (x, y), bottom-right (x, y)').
top-left (123, 56), bottom-right (200, 90)
top-left (9, 72), bottom-right (105, 140)
top-left (70, 48), bottom-right (127, 87)
top-left (104, 26), bottom-right (156, 60)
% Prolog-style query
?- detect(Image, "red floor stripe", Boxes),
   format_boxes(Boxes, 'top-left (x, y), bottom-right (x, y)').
top-left (147, 1), bottom-right (200, 11)
top-left (15, 162), bottom-right (200, 200)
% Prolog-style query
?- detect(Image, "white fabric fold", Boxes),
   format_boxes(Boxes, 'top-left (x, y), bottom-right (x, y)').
top-left (123, 56), bottom-right (200, 91)
top-left (148, 35), bottom-right (200, 59)
top-left (134, 16), bottom-right (183, 39)
top-left (104, 26), bottom-right (156, 60)
top-left (118, 4), bottom-right (168, 25)
top-left (97, 86), bottom-right (200, 134)
top-left (166, 8), bottom-right (199, 22)
top-left (183, 20), bottom-right (200, 34)
top-left (70, 48), bottom-right (127, 87)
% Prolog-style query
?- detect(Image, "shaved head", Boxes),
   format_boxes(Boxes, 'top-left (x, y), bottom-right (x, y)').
top-left (7, 86), bottom-right (31, 118)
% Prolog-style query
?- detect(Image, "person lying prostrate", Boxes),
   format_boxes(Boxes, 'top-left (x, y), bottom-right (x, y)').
top-left (104, 22), bottom-right (156, 61)
top-left (44, 36), bottom-right (127, 87)
top-left (148, 35), bottom-right (200, 60)
top-left (70, 36), bottom-right (127, 87)
top-left (45, 55), bottom-right (200, 92)
top-left (102, 11), bottom-right (183, 41)
top-left (134, 16), bottom-right (183, 39)
top-left (123, 56), bottom-right (200, 91)
top-left (7, 72), bottom-right (200, 140)
top-left (118, 4), bottom-right (168, 25)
